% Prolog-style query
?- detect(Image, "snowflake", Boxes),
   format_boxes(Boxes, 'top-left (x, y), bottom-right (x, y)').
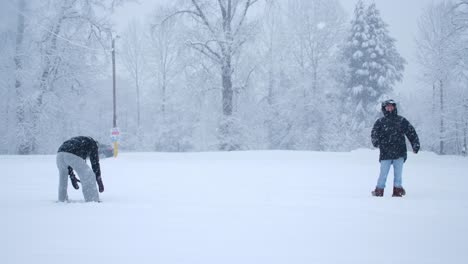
top-left (317, 22), bottom-right (326, 30)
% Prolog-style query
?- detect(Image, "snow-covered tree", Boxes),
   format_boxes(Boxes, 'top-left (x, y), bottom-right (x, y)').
top-left (254, 0), bottom-right (289, 149)
top-left (121, 19), bottom-right (147, 131)
top-left (165, 0), bottom-right (261, 150)
top-left (146, 5), bottom-right (198, 151)
top-left (0, 31), bottom-right (14, 153)
top-left (452, 1), bottom-right (468, 155)
top-left (0, 0), bottom-right (129, 154)
top-left (285, 0), bottom-right (347, 150)
top-left (13, 0), bottom-right (30, 154)
top-left (416, 0), bottom-right (467, 154)
top-left (343, 1), bottom-right (405, 147)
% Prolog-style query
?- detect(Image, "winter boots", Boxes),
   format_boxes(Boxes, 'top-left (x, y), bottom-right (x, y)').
top-left (392, 187), bottom-right (406, 197)
top-left (372, 187), bottom-right (406, 197)
top-left (371, 188), bottom-right (384, 197)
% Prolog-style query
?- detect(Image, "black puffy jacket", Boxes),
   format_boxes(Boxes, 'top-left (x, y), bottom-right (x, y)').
top-left (58, 136), bottom-right (101, 179)
top-left (371, 106), bottom-right (420, 162)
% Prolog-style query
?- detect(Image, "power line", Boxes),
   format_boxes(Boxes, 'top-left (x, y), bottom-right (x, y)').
top-left (4, 0), bottom-right (112, 52)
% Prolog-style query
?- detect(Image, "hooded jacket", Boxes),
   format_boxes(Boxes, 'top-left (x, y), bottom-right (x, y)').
top-left (371, 102), bottom-right (420, 162)
top-left (58, 136), bottom-right (101, 179)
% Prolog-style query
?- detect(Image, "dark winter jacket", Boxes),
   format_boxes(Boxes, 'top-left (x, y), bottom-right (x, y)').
top-left (58, 136), bottom-right (101, 179)
top-left (371, 105), bottom-right (420, 162)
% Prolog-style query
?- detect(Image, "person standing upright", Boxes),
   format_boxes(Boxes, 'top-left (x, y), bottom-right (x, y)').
top-left (371, 100), bottom-right (420, 197)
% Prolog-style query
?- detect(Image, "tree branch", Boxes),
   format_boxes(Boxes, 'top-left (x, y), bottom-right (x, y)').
top-left (160, 10), bottom-right (200, 26)
top-left (218, 0), bottom-right (227, 21)
top-left (191, 0), bottom-right (217, 36)
top-left (187, 40), bottom-right (222, 63)
top-left (234, 0), bottom-right (259, 37)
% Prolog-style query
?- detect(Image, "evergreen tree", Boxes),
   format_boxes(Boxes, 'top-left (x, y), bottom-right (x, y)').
top-left (343, 1), bottom-right (405, 147)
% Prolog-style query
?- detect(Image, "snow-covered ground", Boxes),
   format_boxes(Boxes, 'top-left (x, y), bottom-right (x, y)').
top-left (2, 150), bottom-right (467, 264)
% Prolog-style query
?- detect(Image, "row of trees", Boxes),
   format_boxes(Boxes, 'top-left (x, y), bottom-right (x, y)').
top-left (3, 0), bottom-right (463, 155)
top-left (415, 0), bottom-right (468, 155)
top-left (114, 0), bottom-right (405, 153)
top-left (0, 0), bottom-right (123, 154)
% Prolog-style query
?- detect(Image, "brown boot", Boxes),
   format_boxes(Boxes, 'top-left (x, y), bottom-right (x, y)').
top-left (372, 188), bottom-right (384, 197)
top-left (392, 187), bottom-right (406, 197)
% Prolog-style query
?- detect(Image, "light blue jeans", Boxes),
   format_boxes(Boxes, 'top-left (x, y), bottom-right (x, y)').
top-left (56, 152), bottom-right (100, 202)
top-left (376, 158), bottom-right (404, 189)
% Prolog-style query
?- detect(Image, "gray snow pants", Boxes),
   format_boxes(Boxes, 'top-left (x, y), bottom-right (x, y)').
top-left (56, 152), bottom-right (100, 202)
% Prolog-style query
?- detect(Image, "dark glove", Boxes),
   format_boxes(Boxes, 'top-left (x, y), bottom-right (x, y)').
top-left (69, 170), bottom-right (80, 190)
top-left (96, 177), bottom-right (104, 193)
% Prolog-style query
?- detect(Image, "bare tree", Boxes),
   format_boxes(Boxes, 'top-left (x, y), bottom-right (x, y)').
top-left (287, 0), bottom-right (346, 97)
top-left (258, 0), bottom-right (286, 148)
top-left (165, 0), bottom-right (260, 150)
top-left (6, 0), bottom-right (120, 153)
top-left (28, 0), bottom-right (113, 153)
top-left (149, 6), bottom-right (185, 117)
top-left (13, 0), bottom-right (31, 154)
top-left (121, 19), bottom-right (146, 129)
top-left (416, 1), bottom-right (464, 154)
top-left (453, 1), bottom-right (468, 155)
top-left (144, 5), bottom-right (197, 151)
top-left (284, 0), bottom-right (347, 150)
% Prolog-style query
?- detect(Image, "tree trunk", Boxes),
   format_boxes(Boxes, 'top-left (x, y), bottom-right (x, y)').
top-left (464, 98), bottom-right (468, 156)
top-left (267, 49), bottom-right (275, 149)
top-left (219, 62), bottom-right (236, 151)
top-left (464, 124), bottom-right (467, 157)
top-left (161, 69), bottom-right (166, 116)
top-left (439, 79), bottom-right (445, 155)
top-left (180, 0), bottom-right (258, 150)
top-left (219, 14), bottom-right (236, 151)
top-left (455, 120), bottom-right (460, 154)
top-left (432, 82), bottom-right (436, 116)
top-left (221, 64), bottom-right (233, 116)
top-left (14, 0), bottom-right (31, 155)
top-left (28, 14), bottom-right (65, 154)
top-left (135, 71), bottom-right (141, 128)
top-left (312, 60), bottom-right (318, 96)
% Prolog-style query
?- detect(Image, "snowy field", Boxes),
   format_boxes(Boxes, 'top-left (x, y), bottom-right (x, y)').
top-left (2, 149), bottom-right (468, 264)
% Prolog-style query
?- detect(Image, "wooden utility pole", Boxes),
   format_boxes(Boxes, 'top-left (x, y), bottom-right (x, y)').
top-left (440, 79), bottom-right (444, 155)
top-left (111, 36), bottom-right (120, 157)
top-left (464, 98), bottom-right (468, 156)
top-left (112, 37), bottom-right (117, 128)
